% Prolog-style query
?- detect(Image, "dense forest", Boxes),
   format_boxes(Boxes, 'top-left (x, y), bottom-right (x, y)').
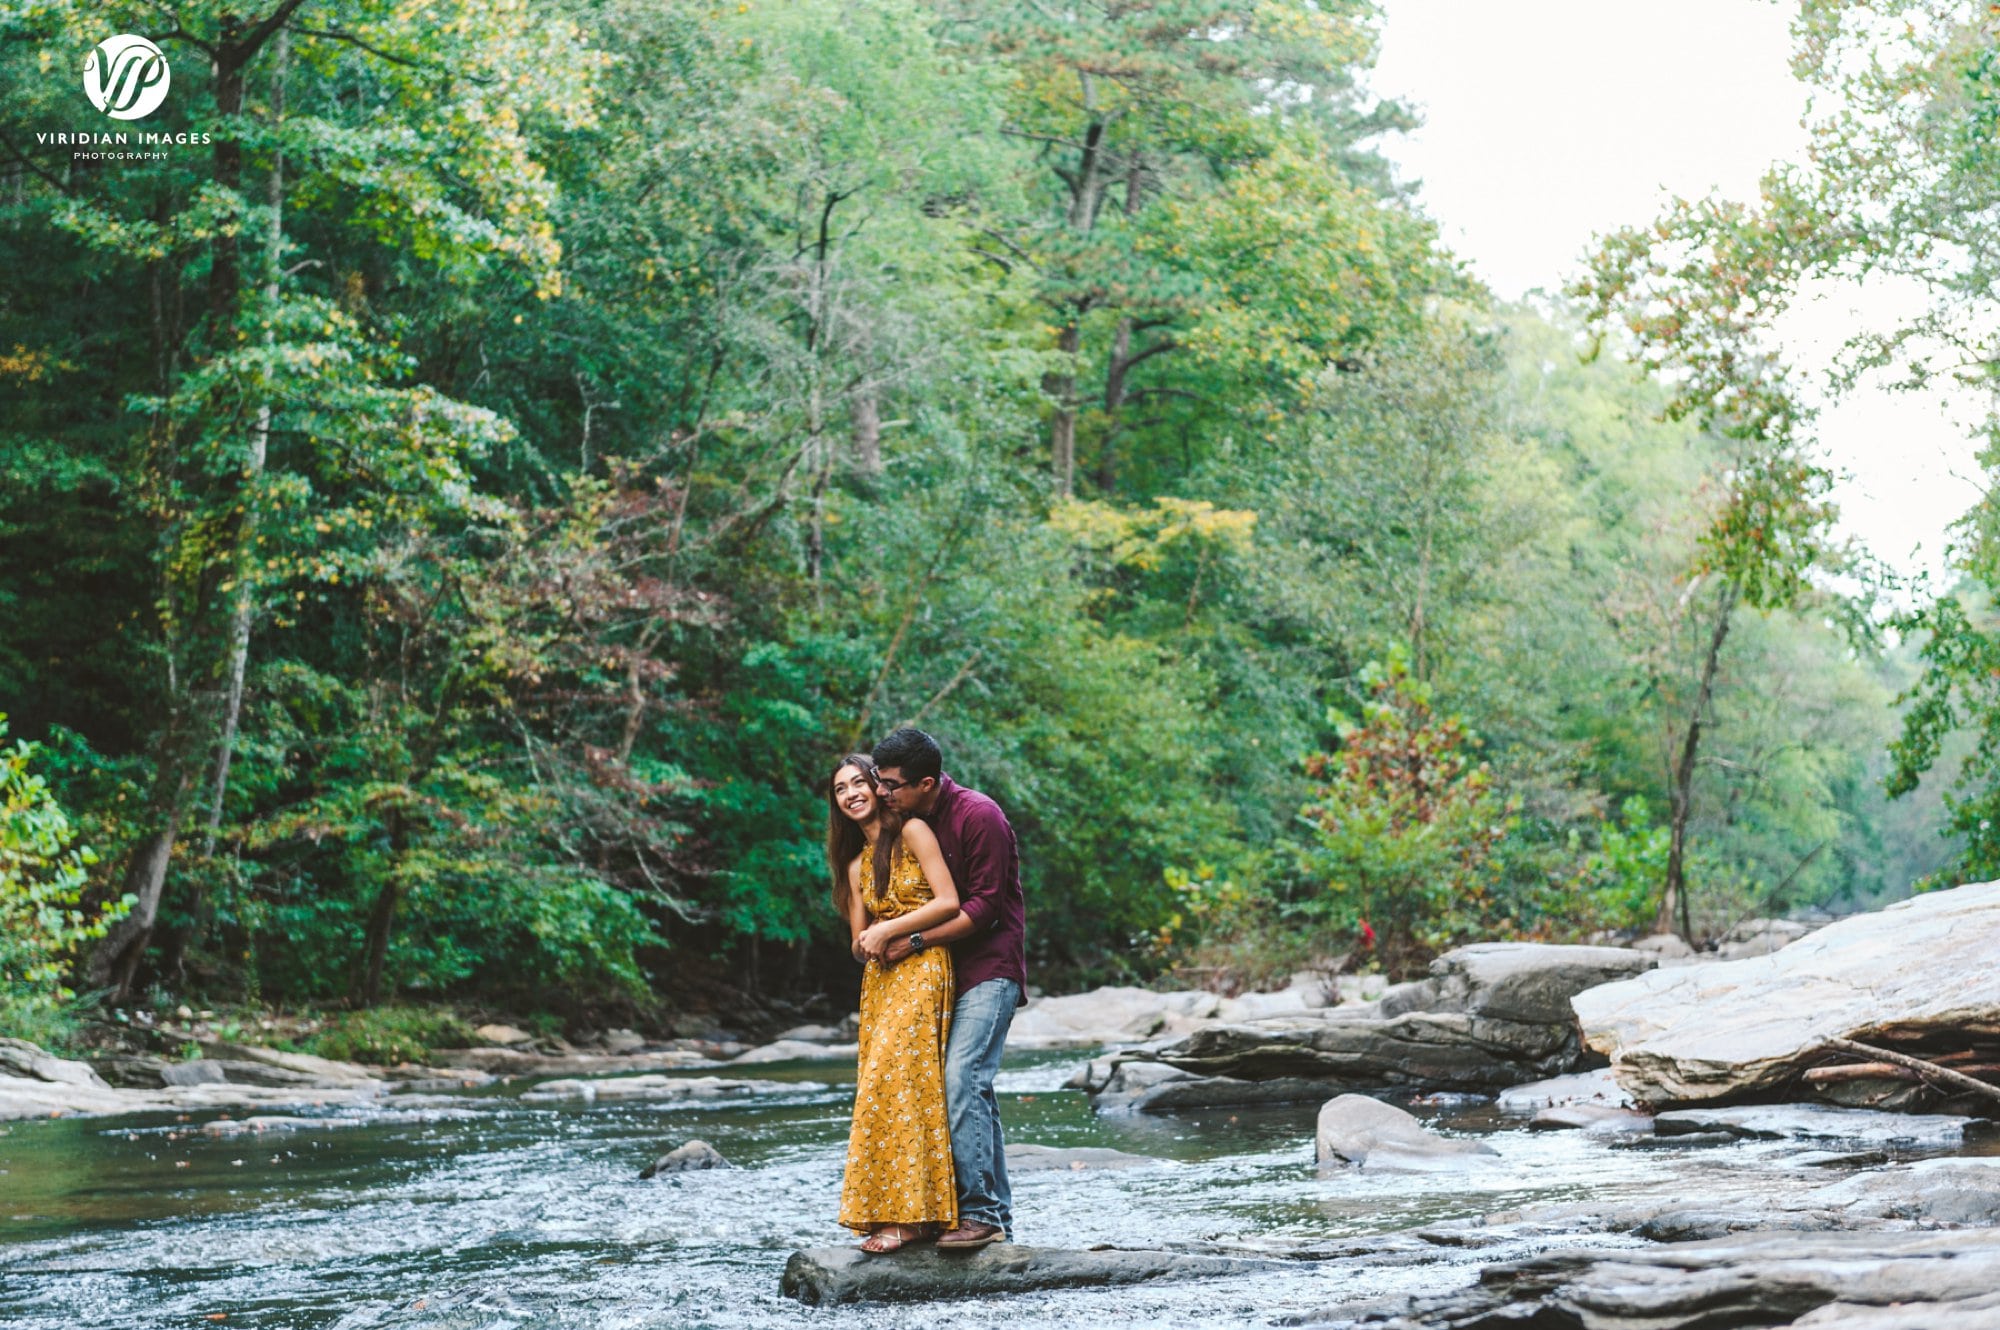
top-left (4, 0), bottom-right (1998, 1043)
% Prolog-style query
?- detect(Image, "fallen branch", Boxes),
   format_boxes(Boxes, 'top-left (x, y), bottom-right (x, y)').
top-left (1817, 1037), bottom-right (2000, 1108)
top-left (1804, 1061), bottom-right (2000, 1086)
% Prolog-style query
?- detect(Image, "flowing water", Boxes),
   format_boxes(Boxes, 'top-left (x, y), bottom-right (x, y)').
top-left (0, 1052), bottom-right (1975, 1329)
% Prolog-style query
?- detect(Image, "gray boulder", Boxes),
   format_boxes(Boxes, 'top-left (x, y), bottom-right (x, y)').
top-left (779, 1244), bottom-right (1278, 1305)
top-left (1315, 1094), bottom-right (1498, 1172)
top-left (90, 1054), bottom-right (173, 1089)
top-left (1529, 1103), bottom-right (1652, 1133)
top-left (732, 1038), bottom-right (857, 1064)
top-left (639, 1140), bottom-right (730, 1177)
top-left (1805, 1157), bottom-right (2000, 1226)
top-left (0, 1038), bottom-right (110, 1089)
top-left (1354, 1229), bottom-right (2000, 1330)
top-left (161, 1059), bottom-right (229, 1087)
top-left (1151, 944), bottom-right (1653, 1095)
top-left (1494, 1067), bottom-right (1631, 1114)
top-left (1573, 879), bottom-right (2000, 1107)
top-left (1091, 1059), bottom-right (1332, 1114)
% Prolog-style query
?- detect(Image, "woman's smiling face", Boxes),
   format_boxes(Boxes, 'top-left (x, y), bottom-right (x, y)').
top-left (833, 762), bottom-right (878, 823)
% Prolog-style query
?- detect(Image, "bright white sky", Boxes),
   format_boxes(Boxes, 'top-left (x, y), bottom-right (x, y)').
top-left (1368, 0), bottom-right (1984, 580)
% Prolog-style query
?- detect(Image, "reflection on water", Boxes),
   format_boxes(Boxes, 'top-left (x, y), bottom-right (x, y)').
top-left (0, 1051), bottom-right (1976, 1329)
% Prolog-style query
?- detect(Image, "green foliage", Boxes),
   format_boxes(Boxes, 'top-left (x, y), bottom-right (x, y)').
top-left (1296, 652), bottom-right (1516, 970)
top-left (1566, 799), bottom-right (1672, 933)
top-left (1888, 588), bottom-right (2000, 885)
top-left (0, 0), bottom-right (1955, 1015)
top-left (301, 1005), bottom-right (476, 1066)
top-left (0, 718), bottom-right (126, 1036)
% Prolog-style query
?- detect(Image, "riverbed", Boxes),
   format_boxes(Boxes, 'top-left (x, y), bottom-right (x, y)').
top-left (0, 1050), bottom-right (1982, 1329)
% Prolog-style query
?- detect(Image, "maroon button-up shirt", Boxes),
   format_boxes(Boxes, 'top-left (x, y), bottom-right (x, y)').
top-left (920, 775), bottom-right (1027, 1003)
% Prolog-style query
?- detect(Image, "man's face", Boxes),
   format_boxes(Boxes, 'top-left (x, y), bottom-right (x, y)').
top-left (873, 766), bottom-right (932, 815)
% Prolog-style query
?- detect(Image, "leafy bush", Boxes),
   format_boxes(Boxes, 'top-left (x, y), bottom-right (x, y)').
top-left (0, 717), bottom-right (127, 1043)
top-left (302, 1006), bottom-right (477, 1065)
top-left (1296, 653), bottom-right (1517, 974)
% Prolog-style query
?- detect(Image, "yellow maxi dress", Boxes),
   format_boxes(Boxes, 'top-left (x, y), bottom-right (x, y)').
top-left (838, 841), bottom-right (957, 1233)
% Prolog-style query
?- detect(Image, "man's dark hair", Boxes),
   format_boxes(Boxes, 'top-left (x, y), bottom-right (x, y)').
top-left (872, 726), bottom-right (943, 782)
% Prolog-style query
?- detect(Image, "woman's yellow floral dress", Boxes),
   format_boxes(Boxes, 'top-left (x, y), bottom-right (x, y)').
top-left (838, 839), bottom-right (957, 1234)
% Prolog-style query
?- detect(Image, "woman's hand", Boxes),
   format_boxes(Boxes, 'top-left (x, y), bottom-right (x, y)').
top-left (857, 919), bottom-right (900, 961)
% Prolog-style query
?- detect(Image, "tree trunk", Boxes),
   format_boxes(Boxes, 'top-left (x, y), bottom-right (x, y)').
top-left (850, 384), bottom-right (881, 475)
top-left (85, 701), bottom-right (196, 997)
top-left (1046, 322), bottom-right (1080, 496)
top-left (357, 879), bottom-right (399, 1006)
top-left (1660, 581), bottom-right (1738, 937)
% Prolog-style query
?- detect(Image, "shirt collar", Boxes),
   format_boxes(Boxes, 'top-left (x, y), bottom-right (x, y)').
top-left (925, 773), bottom-right (959, 820)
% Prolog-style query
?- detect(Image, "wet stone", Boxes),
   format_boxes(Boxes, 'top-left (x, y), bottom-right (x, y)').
top-left (778, 1244), bottom-right (1282, 1305)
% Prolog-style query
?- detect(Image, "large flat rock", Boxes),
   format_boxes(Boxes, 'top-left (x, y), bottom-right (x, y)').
top-left (1147, 944), bottom-right (1653, 1096)
top-left (1344, 1229), bottom-right (2000, 1329)
top-left (1573, 880), bottom-right (2000, 1107)
top-left (779, 1244), bottom-right (1277, 1305)
top-left (1654, 1103), bottom-right (1978, 1148)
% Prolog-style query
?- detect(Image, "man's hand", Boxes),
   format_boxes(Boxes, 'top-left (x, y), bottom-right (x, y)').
top-left (881, 935), bottom-right (916, 966)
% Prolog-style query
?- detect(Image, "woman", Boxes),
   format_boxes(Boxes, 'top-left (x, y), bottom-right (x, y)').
top-left (826, 753), bottom-right (962, 1253)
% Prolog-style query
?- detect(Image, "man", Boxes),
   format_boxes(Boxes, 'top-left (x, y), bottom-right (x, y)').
top-left (870, 726), bottom-right (1026, 1250)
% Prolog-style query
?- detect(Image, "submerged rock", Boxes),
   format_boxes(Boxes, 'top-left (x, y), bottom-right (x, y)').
top-left (1315, 1094), bottom-right (1498, 1173)
top-left (639, 1140), bottom-right (730, 1176)
top-left (200, 1114), bottom-right (364, 1136)
top-left (519, 1073), bottom-right (796, 1103)
top-left (1350, 1229), bottom-right (2000, 1330)
top-left (1004, 1143), bottom-right (1161, 1172)
top-left (1573, 879), bottom-right (2000, 1107)
top-left (1653, 1102), bottom-right (1979, 1149)
top-left (778, 1244), bottom-right (1278, 1305)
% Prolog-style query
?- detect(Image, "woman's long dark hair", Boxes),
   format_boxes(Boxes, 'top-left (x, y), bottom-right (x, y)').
top-left (825, 754), bottom-right (900, 918)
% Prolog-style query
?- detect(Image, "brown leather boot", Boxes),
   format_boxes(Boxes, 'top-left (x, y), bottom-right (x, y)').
top-left (934, 1221), bottom-right (1005, 1250)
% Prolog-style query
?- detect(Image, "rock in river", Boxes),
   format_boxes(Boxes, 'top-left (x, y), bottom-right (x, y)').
top-left (1573, 878), bottom-right (2000, 1107)
top-left (1653, 1102), bottom-right (1981, 1149)
top-left (1345, 1228), bottom-right (2000, 1330)
top-left (779, 1244), bottom-right (1279, 1305)
top-left (1004, 1143), bottom-right (1161, 1172)
top-left (639, 1140), bottom-right (730, 1176)
top-left (520, 1074), bottom-right (798, 1103)
top-left (1315, 1094), bottom-right (1498, 1173)
top-left (1132, 944), bottom-right (1653, 1103)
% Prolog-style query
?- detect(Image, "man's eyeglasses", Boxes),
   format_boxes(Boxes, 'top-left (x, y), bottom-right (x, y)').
top-left (874, 774), bottom-right (917, 793)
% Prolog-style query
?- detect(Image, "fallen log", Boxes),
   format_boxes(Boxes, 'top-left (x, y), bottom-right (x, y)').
top-left (1804, 1061), bottom-right (2000, 1086)
top-left (1818, 1037), bottom-right (2000, 1109)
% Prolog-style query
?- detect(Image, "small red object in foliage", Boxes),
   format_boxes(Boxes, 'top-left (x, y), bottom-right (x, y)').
top-left (1359, 919), bottom-right (1377, 947)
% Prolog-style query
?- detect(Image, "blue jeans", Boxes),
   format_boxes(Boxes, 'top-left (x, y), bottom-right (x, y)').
top-left (945, 977), bottom-right (1018, 1235)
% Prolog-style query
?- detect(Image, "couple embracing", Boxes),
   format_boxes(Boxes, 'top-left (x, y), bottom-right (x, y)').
top-left (825, 727), bottom-right (1026, 1254)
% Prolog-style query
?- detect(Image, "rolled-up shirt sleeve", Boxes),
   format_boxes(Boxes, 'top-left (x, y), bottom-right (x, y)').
top-left (954, 807), bottom-right (1009, 934)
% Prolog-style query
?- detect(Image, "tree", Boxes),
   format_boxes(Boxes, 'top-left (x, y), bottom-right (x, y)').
top-left (1297, 650), bottom-right (1514, 971)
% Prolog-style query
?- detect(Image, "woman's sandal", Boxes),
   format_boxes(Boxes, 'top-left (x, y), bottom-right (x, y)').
top-left (860, 1223), bottom-right (927, 1254)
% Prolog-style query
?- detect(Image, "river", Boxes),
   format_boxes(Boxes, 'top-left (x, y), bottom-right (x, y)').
top-left (0, 1050), bottom-right (1976, 1329)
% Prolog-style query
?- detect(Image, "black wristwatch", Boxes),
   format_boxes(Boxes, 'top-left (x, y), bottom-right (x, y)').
top-left (907, 931), bottom-right (925, 953)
